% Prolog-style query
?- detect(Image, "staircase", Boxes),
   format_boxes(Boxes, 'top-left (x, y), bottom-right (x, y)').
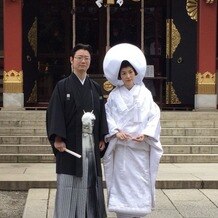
top-left (0, 110), bottom-right (54, 163)
top-left (161, 111), bottom-right (218, 163)
top-left (0, 57), bottom-right (3, 107)
top-left (0, 110), bottom-right (218, 163)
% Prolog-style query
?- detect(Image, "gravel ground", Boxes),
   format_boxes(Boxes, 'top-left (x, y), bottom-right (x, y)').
top-left (0, 191), bottom-right (27, 218)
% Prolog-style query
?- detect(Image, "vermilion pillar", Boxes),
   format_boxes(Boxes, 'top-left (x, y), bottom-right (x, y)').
top-left (195, 0), bottom-right (217, 109)
top-left (3, 0), bottom-right (23, 109)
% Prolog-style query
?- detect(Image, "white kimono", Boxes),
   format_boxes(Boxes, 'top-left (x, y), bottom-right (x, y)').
top-left (103, 84), bottom-right (163, 217)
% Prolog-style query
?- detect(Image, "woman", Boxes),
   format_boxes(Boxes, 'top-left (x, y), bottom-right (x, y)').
top-left (103, 43), bottom-right (163, 218)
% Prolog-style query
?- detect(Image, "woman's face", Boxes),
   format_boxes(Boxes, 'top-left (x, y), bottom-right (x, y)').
top-left (120, 66), bottom-right (136, 89)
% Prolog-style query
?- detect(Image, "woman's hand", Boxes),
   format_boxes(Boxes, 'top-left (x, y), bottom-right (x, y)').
top-left (132, 134), bottom-right (147, 142)
top-left (116, 131), bottom-right (131, 141)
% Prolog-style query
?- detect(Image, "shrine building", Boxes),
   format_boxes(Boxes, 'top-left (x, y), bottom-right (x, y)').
top-left (0, 0), bottom-right (217, 110)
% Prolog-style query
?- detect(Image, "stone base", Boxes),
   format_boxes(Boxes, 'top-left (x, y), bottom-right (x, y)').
top-left (2, 93), bottom-right (24, 110)
top-left (194, 94), bottom-right (217, 110)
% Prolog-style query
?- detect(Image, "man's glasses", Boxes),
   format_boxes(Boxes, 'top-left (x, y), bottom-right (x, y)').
top-left (74, 56), bottom-right (91, 62)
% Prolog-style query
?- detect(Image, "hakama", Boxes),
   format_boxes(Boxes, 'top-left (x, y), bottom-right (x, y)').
top-left (54, 113), bottom-right (106, 218)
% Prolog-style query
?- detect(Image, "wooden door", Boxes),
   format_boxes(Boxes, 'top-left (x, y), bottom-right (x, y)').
top-left (37, 0), bottom-right (71, 103)
top-left (23, 0), bottom-right (39, 105)
top-left (75, 1), bottom-right (106, 75)
top-left (23, 0), bottom-right (71, 106)
top-left (166, 0), bottom-right (197, 108)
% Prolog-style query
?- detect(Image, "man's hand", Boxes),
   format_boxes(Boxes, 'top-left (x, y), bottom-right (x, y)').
top-left (99, 140), bottom-right (105, 151)
top-left (54, 136), bottom-right (66, 152)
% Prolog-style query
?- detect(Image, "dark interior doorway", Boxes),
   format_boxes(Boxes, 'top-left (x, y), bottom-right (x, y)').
top-left (37, 0), bottom-right (72, 103)
top-left (23, 0), bottom-right (167, 106)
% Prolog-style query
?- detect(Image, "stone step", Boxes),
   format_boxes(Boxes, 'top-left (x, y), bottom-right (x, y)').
top-left (1, 145), bottom-right (217, 155)
top-left (161, 128), bottom-right (218, 136)
top-left (0, 111), bottom-right (46, 120)
top-left (0, 119), bottom-right (217, 128)
top-left (0, 136), bottom-right (49, 145)
top-left (1, 163), bottom-right (218, 191)
top-left (163, 145), bottom-right (218, 154)
top-left (1, 135), bottom-right (218, 145)
top-left (0, 127), bottom-right (46, 135)
top-left (0, 120), bottom-right (45, 127)
top-left (0, 153), bottom-right (217, 163)
top-left (1, 127), bottom-right (218, 136)
top-left (161, 154), bottom-right (218, 163)
top-left (160, 111), bottom-right (218, 120)
top-left (0, 111), bottom-right (217, 121)
top-left (160, 120), bottom-right (218, 128)
top-left (0, 145), bottom-right (52, 154)
top-left (0, 154), bottom-right (55, 163)
top-left (0, 111), bottom-right (217, 118)
top-left (0, 120), bottom-right (217, 128)
top-left (161, 136), bottom-right (218, 145)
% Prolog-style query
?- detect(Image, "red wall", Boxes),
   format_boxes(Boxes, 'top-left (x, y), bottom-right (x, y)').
top-left (3, 0), bottom-right (22, 71)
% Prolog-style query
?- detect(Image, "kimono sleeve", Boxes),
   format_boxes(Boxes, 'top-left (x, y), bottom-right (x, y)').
top-left (98, 86), bottom-right (109, 140)
top-left (105, 93), bottom-right (119, 141)
top-left (142, 93), bottom-right (161, 142)
top-left (46, 82), bottom-right (66, 154)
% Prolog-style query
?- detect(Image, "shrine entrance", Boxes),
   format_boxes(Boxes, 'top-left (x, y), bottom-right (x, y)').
top-left (23, 0), bottom-right (197, 109)
top-left (22, 0), bottom-right (166, 106)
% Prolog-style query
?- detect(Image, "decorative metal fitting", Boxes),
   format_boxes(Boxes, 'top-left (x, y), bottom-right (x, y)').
top-left (205, 0), bottom-right (215, 4)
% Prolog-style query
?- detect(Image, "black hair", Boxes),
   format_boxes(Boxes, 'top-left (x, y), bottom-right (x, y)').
top-left (118, 60), bottom-right (137, 79)
top-left (70, 43), bottom-right (93, 57)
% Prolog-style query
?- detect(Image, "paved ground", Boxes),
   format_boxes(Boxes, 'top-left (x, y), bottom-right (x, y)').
top-left (22, 188), bottom-right (218, 218)
top-left (1, 189), bottom-right (218, 218)
top-left (0, 163), bottom-right (218, 217)
top-left (0, 191), bottom-right (27, 218)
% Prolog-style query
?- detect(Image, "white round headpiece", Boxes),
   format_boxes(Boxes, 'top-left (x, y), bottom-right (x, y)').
top-left (103, 43), bottom-right (147, 86)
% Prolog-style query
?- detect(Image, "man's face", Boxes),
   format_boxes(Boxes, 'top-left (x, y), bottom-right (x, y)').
top-left (70, 49), bottom-right (91, 73)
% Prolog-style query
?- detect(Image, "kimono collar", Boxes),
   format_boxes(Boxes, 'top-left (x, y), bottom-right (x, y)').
top-left (115, 87), bottom-right (128, 112)
top-left (113, 85), bottom-right (142, 112)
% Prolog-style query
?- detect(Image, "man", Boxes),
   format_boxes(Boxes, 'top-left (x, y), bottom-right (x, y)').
top-left (46, 43), bottom-right (108, 218)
